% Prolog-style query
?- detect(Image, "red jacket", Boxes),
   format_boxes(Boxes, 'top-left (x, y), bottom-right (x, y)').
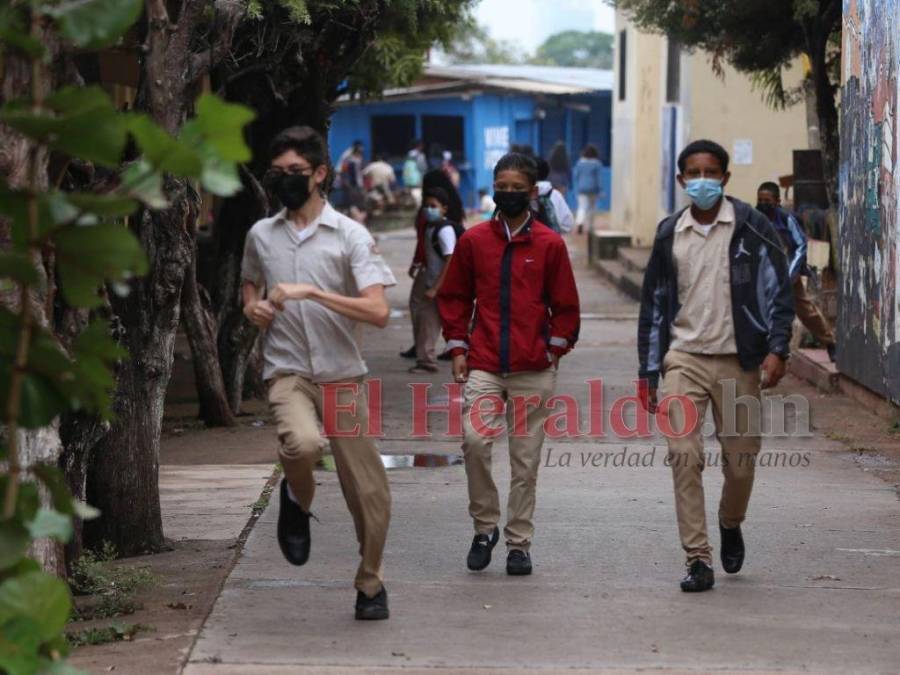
top-left (437, 216), bottom-right (580, 374)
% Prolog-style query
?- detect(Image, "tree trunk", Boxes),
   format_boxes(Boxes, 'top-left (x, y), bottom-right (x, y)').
top-left (58, 413), bottom-right (107, 567)
top-left (181, 232), bottom-right (236, 427)
top-left (207, 169), bottom-right (267, 413)
top-left (84, 181), bottom-right (195, 555)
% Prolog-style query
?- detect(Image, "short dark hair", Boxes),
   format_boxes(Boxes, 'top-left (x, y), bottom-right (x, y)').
top-left (423, 187), bottom-right (450, 207)
top-left (581, 144), bottom-right (599, 159)
top-left (677, 139), bottom-right (730, 174)
top-left (758, 181), bottom-right (781, 199)
top-left (269, 126), bottom-right (333, 190)
top-left (493, 152), bottom-right (538, 186)
top-left (535, 157), bottom-right (551, 181)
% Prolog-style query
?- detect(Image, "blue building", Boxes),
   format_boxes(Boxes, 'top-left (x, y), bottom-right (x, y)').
top-left (329, 64), bottom-right (613, 209)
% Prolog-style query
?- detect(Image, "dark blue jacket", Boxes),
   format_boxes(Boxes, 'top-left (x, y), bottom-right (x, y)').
top-left (637, 197), bottom-right (794, 388)
top-left (770, 207), bottom-right (809, 280)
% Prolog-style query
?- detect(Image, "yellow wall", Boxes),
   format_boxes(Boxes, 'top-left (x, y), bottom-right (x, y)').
top-left (611, 12), bottom-right (810, 245)
top-left (685, 57), bottom-right (810, 206)
top-left (611, 13), bottom-right (665, 246)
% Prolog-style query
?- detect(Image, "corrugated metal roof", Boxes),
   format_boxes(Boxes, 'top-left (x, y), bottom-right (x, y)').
top-left (425, 64), bottom-right (614, 92)
top-left (337, 63), bottom-right (614, 103)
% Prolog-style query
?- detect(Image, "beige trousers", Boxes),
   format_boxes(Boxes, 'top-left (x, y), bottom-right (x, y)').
top-left (267, 375), bottom-right (390, 597)
top-left (793, 277), bottom-right (835, 347)
top-left (462, 368), bottom-right (557, 551)
top-left (408, 268), bottom-right (428, 349)
top-left (661, 351), bottom-right (762, 565)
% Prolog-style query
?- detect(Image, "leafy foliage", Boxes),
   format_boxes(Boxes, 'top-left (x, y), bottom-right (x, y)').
top-left (440, 20), bottom-right (525, 66)
top-left (0, 1), bottom-right (254, 671)
top-left (613, 0), bottom-right (840, 106)
top-left (532, 31), bottom-right (614, 69)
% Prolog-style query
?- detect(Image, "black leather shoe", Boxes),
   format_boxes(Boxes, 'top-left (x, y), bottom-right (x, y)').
top-left (720, 523), bottom-right (745, 574)
top-left (506, 549), bottom-right (532, 576)
top-left (437, 349), bottom-right (452, 361)
top-left (277, 480), bottom-right (311, 566)
top-left (355, 586), bottom-right (389, 620)
top-left (399, 346), bottom-right (416, 359)
top-left (680, 560), bottom-right (715, 592)
top-left (466, 527), bottom-right (499, 571)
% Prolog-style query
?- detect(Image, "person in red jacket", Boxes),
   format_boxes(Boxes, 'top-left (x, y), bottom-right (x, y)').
top-left (437, 152), bottom-right (580, 576)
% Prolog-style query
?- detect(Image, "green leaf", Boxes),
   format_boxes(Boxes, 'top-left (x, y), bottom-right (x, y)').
top-left (191, 95), bottom-right (255, 163)
top-left (128, 115), bottom-right (204, 177)
top-left (121, 161), bottom-right (167, 209)
top-left (0, 6), bottom-right (46, 58)
top-left (71, 501), bottom-right (100, 521)
top-left (44, 0), bottom-right (143, 49)
top-left (26, 509), bottom-right (73, 543)
top-left (0, 253), bottom-right (40, 286)
top-left (0, 571), bottom-right (72, 643)
top-left (64, 193), bottom-right (137, 218)
top-left (0, 87), bottom-right (126, 167)
top-left (0, 558), bottom-right (41, 585)
top-left (200, 156), bottom-right (242, 196)
top-left (31, 466), bottom-right (75, 517)
top-left (53, 223), bottom-right (148, 308)
top-left (0, 361), bottom-right (69, 428)
top-left (0, 522), bottom-right (29, 572)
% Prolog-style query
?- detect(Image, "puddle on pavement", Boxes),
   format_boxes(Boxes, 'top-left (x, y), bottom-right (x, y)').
top-left (317, 454), bottom-right (463, 471)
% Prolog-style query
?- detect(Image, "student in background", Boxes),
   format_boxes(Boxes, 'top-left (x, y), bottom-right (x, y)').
top-left (757, 181), bottom-right (836, 361)
top-left (572, 144), bottom-right (604, 235)
top-left (401, 170), bottom-right (465, 361)
top-left (409, 187), bottom-right (462, 374)
top-left (547, 140), bottom-right (571, 195)
top-left (534, 157), bottom-right (574, 234)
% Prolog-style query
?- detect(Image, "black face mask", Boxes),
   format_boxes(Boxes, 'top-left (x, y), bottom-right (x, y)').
top-left (493, 190), bottom-right (531, 218)
top-left (267, 173), bottom-right (313, 210)
top-left (756, 203), bottom-right (777, 220)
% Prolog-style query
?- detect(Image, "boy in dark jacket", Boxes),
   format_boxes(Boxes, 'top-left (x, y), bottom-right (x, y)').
top-left (438, 153), bottom-right (580, 576)
top-left (757, 181), bottom-right (836, 360)
top-left (637, 140), bottom-right (794, 593)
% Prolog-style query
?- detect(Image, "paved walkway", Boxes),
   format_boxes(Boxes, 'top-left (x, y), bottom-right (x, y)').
top-left (184, 229), bottom-right (900, 673)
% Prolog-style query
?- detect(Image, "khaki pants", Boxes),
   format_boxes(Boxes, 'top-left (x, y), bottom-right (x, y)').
top-left (408, 268), bottom-right (427, 348)
top-left (661, 351), bottom-right (762, 565)
top-left (267, 375), bottom-right (390, 597)
top-left (462, 368), bottom-right (557, 551)
top-left (793, 277), bottom-right (835, 347)
top-left (412, 297), bottom-right (442, 368)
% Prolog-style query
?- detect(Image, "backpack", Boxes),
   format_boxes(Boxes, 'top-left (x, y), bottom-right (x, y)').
top-left (431, 219), bottom-right (466, 258)
top-left (534, 190), bottom-right (561, 233)
top-left (403, 157), bottom-right (422, 188)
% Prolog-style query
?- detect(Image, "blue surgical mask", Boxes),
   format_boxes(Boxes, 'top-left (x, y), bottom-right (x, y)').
top-left (684, 178), bottom-right (724, 210)
top-left (424, 206), bottom-right (443, 223)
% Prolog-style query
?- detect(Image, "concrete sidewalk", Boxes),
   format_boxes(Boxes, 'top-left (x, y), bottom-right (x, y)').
top-left (184, 230), bottom-right (900, 673)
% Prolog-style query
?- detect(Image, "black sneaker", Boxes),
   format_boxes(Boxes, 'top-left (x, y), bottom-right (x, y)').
top-left (680, 560), bottom-right (715, 592)
top-left (276, 479), bottom-right (311, 566)
top-left (720, 523), bottom-right (745, 574)
top-left (399, 346), bottom-right (416, 359)
top-left (355, 586), bottom-right (389, 620)
top-left (466, 527), bottom-right (499, 571)
top-left (506, 549), bottom-right (532, 576)
top-left (437, 350), bottom-right (452, 361)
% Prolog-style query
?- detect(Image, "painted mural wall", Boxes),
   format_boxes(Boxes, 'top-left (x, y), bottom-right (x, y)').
top-left (840, 0), bottom-right (900, 402)
top-left (838, 0), bottom-right (900, 402)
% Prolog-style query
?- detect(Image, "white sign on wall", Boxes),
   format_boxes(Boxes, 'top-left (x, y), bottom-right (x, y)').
top-left (733, 139), bottom-right (754, 166)
top-left (484, 126), bottom-right (510, 170)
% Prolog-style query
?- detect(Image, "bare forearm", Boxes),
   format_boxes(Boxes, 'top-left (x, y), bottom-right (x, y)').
top-left (309, 287), bottom-right (389, 327)
top-left (242, 282), bottom-right (262, 308)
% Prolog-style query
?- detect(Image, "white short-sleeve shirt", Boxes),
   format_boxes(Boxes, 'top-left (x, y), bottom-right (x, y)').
top-left (241, 203), bottom-right (396, 382)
